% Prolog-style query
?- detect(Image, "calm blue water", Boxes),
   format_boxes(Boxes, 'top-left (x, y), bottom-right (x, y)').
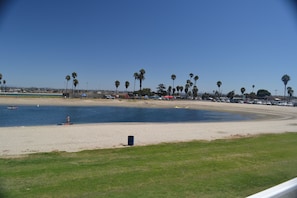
top-left (0, 105), bottom-right (252, 127)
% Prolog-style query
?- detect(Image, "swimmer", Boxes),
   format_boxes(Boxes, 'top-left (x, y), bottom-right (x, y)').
top-left (66, 116), bottom-right (71, 125)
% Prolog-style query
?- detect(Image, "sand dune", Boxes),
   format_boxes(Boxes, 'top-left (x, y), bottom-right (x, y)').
top-left (1, 97), bottom-right (297, 157)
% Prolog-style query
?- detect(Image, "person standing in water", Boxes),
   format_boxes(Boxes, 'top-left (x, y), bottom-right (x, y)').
top-left (66, 115), bottom-right (71, 125)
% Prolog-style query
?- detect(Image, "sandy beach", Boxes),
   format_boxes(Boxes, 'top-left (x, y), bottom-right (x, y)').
top-left (1, 97), bottom-right (297, 157)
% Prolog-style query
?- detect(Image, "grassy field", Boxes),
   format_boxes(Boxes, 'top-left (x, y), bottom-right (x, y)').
top-left (1, 133), bottom-right (297, 198)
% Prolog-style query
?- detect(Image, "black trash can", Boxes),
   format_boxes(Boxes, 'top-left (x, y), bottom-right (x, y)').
top-left (128, 136), bottom-right (134, 146)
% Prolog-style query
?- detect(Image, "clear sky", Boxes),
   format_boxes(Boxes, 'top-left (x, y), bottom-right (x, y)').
top-left (0, 0), bottom-right (297, 95)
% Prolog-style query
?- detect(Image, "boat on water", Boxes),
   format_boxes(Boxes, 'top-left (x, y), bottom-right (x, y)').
top-left (7, 106), bottom-right (18, 110)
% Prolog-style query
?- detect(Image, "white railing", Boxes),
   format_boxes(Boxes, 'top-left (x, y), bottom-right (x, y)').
top-left (247, 177), bottom-right (297, 198)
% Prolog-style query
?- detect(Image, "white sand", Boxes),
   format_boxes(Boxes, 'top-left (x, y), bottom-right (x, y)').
top-left (1, 97), bottom-right (297, 157)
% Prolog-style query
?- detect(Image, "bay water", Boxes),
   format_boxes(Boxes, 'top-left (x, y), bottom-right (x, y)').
top-left (0, 105), bottom-right (252, 127)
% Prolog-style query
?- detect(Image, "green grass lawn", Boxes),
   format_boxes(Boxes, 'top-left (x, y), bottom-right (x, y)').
top-left (1, 133), bottom-right (297, 198)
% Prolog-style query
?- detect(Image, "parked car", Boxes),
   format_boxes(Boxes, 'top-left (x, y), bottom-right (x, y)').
top-left (104, 95), bottom-right (115, 99)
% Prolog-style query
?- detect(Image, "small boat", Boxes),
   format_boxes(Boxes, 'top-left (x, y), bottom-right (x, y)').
top-left (7, 106), bottom-right (18, 110)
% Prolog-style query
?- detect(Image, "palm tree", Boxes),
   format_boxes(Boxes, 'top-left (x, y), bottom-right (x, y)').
top-left (139, 69), bottom-right (145, 90)
top-left (185, 83), bottom-right (190, 97)
top-left (176, 86), bottom-right (180, 94)
top-left (179, 86), bottom-right (183, 94)
top-left (241, 87), bottom-right (246, 100)
top-left (167, 86), bottom-right (172, 95)
top-left (65, 75), bottom-right (71, 93)
top-left (72, 72), bottom-right (77, 79)
top-left (115, 80), bottom-right (120, 93)
top-left (189, 73), bottom-right (194, 93)
top-left (287, 87), bottom-right (294, 101)
top-left (73, 79), bottom-right (79, 96)
top-left (72, 72), bottom-right (77, 94)
top-left (217, 81), bottom-right (222, 98)
top-left (73, 79), bottom-right (79, 88)
top-left (194, 75), bottom-right (199, 86)
top-left (189, 73), bottom-right (194, 80)
top-left (134, 69), bottom-right (145, 91)
top-left (172, 88), bottom-right (176, 96)
top-left (252, 85), bottom-right (255, 93)
top-left (171, 74), bottom-right (176, 89)
top-left (281, 74), bottom-right (290, 101)
top-left (192, 85), bottom-right (198, 98)
top-left (190, 81), bottom-right (193, 88)
top-left (133, 72), bottom-right (138, 92)
top-left (125, 81), bottom-right (130, 92)
top-left (240, 87), bottom-right (245, 95)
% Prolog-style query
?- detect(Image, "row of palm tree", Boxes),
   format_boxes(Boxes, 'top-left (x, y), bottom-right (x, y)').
top-left (114, 80), bottom-right (131, 93)
top-left (116, 71), bottom-right (293, 101)
top-left (0, 73), bottom-right (7, 92)
top-left (1, 70), bottom-right (294, 102)
top-left (65, 72), bottom-right (79, 95)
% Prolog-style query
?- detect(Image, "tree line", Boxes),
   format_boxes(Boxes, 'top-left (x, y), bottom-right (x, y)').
top-left (0, 70), bottom-right (293, 101)
top-left (112, 70), bottom-right (294, 101)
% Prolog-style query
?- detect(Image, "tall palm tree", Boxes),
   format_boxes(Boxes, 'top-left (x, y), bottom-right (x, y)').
top-left (72, 72), bottom-right (77, 94)
top-left (240, 87), bottom-right (245, 95)
top-left (217, 81), bottom-right (222, 97)
top-left (194, 75), bottom-right (199, 86)
top-left (217, 81), bottom-right (222, 92)
top-left (73, 79), bottom-right (79, 96)
top-left (72, 72), bottom-right (77, 79)
top-left (115, 80), bottom-right (120, 93)
top-left (281, 74), bottom-right (290, 101)
top-left (241, 87), bottom-right (246, 100)
top-left (137, 69), bottom-right (145, 91)
top-left (133, 72), bottom-right (138, 92)
top-left (125, 81), bottom-right (130, 92)
top-left (252, 85), bottom-right (255, 93)
top-left (189, 73), bottom-right (194, 80)
top-left (171, 74), bottom-right (176, 89)
top-left (65, 75), bottom-right (71, 93)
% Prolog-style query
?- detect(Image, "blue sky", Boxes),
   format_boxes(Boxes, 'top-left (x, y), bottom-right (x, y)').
top-left (0, 0), bottom-right (297, 95)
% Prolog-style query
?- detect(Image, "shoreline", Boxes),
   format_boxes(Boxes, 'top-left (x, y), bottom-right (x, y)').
top-left (1, 97), bottom-right (297, 157)
top-left (0, 97), bottom-right (287, 119)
